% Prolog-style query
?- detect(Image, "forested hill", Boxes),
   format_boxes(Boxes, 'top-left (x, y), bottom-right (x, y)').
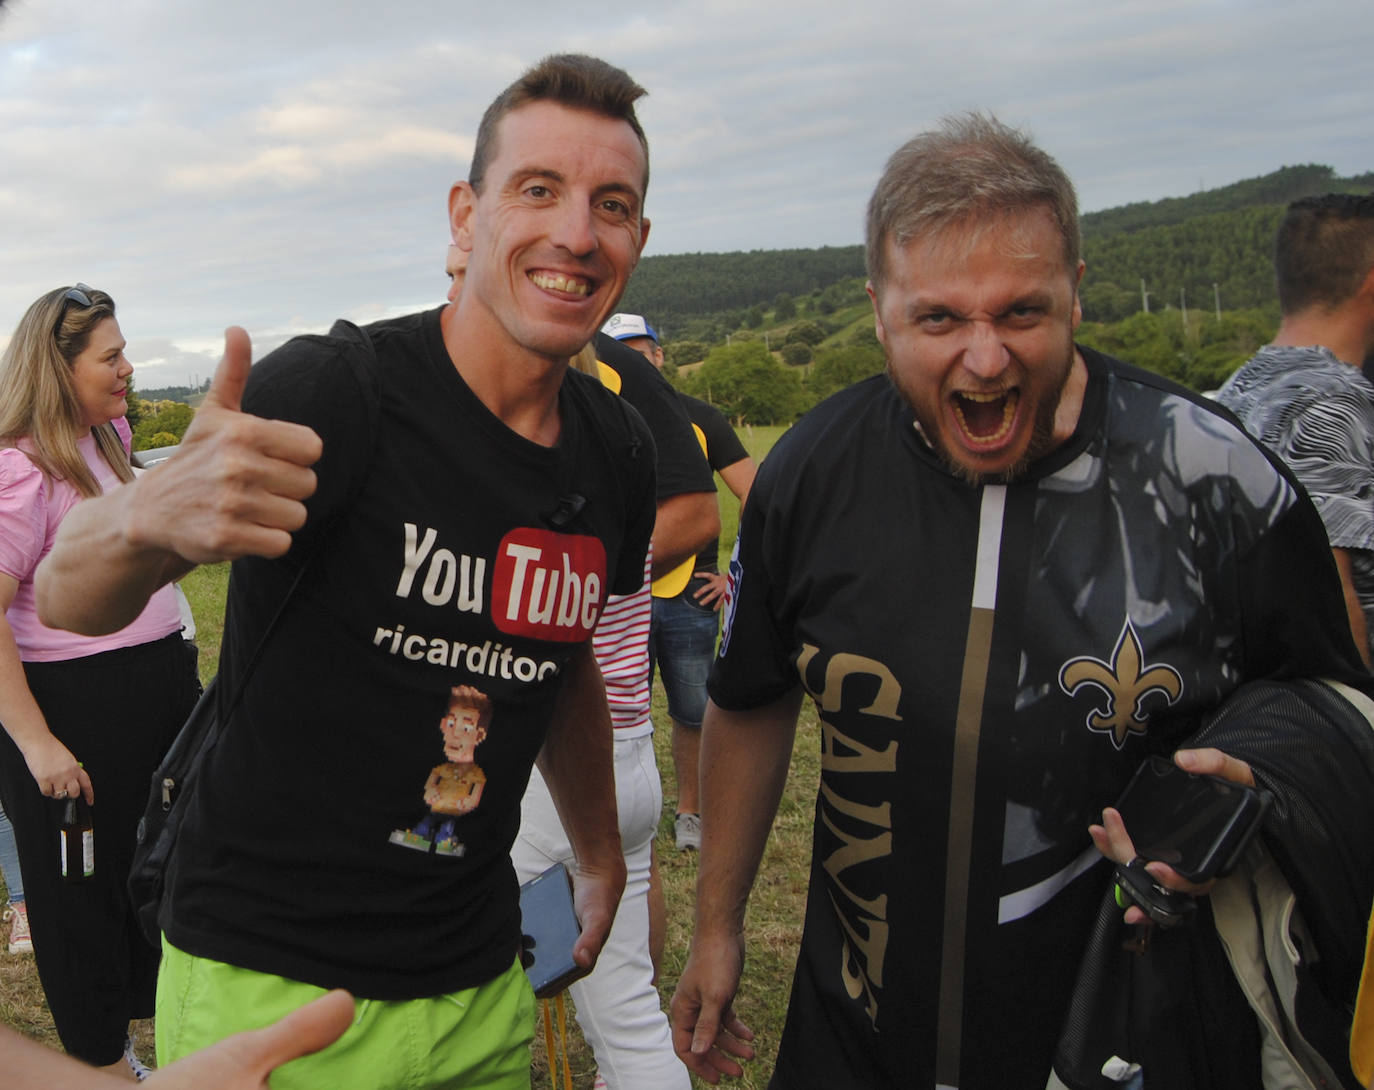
top-left (618, 245), bottom-right (865, 341)
top-left (1080, 205), bottom-right (1284, 323)
top-left (1080, 163), bottom-right (1374, 237)
top-left (1078, 163), bottom-right (1374, 322)
top-left (619, 163), bottom-right (1372, 336)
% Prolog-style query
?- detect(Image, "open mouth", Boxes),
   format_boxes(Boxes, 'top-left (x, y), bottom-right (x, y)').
top-left (529, 270), bottom-right (591, 297)
top-left (952, 389), bottom-right (1018, 447)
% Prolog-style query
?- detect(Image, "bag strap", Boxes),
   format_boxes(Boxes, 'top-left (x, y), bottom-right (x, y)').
top-left (212, 317), bottom-right (383, 725)
top-left (326, 317), bottom-right (382, 470)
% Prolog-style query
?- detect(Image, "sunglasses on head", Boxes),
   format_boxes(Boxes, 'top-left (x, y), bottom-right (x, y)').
top-left (54, 283), bottom-right (95, 334)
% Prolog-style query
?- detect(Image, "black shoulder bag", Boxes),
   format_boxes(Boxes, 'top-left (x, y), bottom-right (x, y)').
top-left (128, 318), bottom-right (380, 946)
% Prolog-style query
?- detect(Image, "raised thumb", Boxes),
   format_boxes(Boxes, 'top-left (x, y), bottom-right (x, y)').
top-left (202, 326), bottom-right (253, 413)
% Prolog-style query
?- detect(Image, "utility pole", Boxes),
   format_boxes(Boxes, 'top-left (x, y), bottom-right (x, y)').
top-left (1213, 283), bottom-right (1221, 320)
top-left (1180, 287), bottom-right (1188, 332)
top-left (1140, 278), bottom-right (1151, 314)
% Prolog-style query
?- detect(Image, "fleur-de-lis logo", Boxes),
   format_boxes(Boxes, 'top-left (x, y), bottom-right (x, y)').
top-left (1058, 618), bottom-right (1183, 749)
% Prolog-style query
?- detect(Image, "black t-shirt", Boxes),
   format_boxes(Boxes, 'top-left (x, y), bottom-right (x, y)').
top-left (711, 347), bottom-right (1370, 1088)
top-left (678, 392), bottom-right (749, 574)
top-left (593, 332), bottom-right (714, 504)
top-left (164, 308), bottom-right (656, 998)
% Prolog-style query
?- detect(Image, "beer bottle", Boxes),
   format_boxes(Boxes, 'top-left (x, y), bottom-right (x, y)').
top-left (59, 797), bottom-right (94, 882)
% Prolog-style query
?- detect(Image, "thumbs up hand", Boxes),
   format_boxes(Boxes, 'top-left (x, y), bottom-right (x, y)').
top-left (128, 327), bottom-right (323, 565)
top-left (37, 327), bottom-right (325, 636)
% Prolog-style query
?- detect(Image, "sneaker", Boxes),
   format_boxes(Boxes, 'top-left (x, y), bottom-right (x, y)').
top-left (124, 1034), bottom-right (151, 1081)
top-left (5, 901), bottom-right (32, 955)
top-left (674, 811), bottom-right (701, 852)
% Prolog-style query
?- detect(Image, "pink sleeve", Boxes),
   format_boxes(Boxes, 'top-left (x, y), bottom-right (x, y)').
top-left (0, 449), bottom-right (49, 583)
top-left (114, 415), bottom-right (133, 456)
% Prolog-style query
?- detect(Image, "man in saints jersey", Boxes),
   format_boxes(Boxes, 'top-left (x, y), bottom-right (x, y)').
top-left (670, 114), bottom-right (1374, 1089)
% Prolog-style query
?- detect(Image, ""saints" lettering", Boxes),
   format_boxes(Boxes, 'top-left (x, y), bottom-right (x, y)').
top-left (797, 644), bottom-right (901, 1029)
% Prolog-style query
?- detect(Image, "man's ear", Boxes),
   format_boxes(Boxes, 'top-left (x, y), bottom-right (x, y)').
top-left (449, 182), bottom-right (477, 252)
top-left (866, 280), bottom-right (888, 349)
top-left (637, 216), bottom-right (651, 258)
top-left (1354, 264), bottom-right (1374, 360)
top-left (1071, 259), bottom-right (1086, 331)
top-left (1357, 263), bottom-right (1374, 307)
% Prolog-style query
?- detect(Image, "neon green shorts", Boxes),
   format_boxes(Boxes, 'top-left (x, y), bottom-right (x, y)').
top-left (156, 936), bottom-right (535, 1089)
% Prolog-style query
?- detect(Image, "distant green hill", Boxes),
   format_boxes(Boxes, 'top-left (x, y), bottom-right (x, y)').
top-left (618, 245), bottom-right (865, 341)
top-left (619, 164), bottom-right (1372, 337)
top-left (1079, 205), bottom-right (1286, 322)
top-left (1080, 163), bottom-right (1369, 237)
top-left (1077, 164), bottom-right (1374, 322)
top-left (138, 381), bottom-right (210, 405)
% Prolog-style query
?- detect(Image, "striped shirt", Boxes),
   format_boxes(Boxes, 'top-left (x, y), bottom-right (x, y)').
top-left (593, 550), bottom-right (655, 736)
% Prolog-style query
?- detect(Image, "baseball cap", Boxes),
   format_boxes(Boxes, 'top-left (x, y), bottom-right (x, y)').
top-left (601, 313), bottom-right (658, 344)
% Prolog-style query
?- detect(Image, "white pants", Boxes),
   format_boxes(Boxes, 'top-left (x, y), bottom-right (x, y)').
top-left (511, 731), bottom-right (688, 1090)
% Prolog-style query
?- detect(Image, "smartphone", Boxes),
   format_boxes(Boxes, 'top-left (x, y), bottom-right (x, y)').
top-left (518, 863), bottom-right (588, 999)
top-left (1112, 754), bottom-right (1271, 883)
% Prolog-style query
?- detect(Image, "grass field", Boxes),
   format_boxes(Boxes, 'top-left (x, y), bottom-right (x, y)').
top-left (0, 424), bottom-right (809, 1087)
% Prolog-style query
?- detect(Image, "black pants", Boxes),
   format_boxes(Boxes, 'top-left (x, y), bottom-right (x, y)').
top-left (0, 633), bottom-right (199, 1065)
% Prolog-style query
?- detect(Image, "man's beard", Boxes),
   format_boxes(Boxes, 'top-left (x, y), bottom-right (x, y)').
top-left (887, 355), bottom-right (1071, 488)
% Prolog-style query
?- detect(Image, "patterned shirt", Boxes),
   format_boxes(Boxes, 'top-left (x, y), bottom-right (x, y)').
top-left (1217, 344), bottom-right (1374, 659)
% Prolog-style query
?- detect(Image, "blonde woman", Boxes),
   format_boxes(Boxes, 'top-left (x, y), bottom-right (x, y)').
top-left (0, 285), bottom-right (200, 1080)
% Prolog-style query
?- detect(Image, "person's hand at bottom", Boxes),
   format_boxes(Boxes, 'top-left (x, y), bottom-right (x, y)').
top-left (146, 990), bottom-right (354, 1089)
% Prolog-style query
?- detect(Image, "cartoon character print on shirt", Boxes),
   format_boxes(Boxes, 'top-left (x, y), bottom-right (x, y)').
top-left (389, 685), bottom-right (493, 858)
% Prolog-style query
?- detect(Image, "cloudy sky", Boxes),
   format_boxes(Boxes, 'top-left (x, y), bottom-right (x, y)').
top-left (1, 0), bottom-right (1369, 388)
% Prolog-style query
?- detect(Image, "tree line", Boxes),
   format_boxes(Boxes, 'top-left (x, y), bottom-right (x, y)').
top-left (617, 246), bottom-right (867, 343)
top-left (1079, 206), bottom-right (1285, 323)
top-left (618, 163), bottom-right (1369, 342)
top-left (121, 304), bottom-right (1278, 443)
top-left (124, 393), bottom-right (196, 451)
top-left (657, 302), bottom-right (1280, 428)
top-left (1079, 164), bottom-right (1372, 237)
